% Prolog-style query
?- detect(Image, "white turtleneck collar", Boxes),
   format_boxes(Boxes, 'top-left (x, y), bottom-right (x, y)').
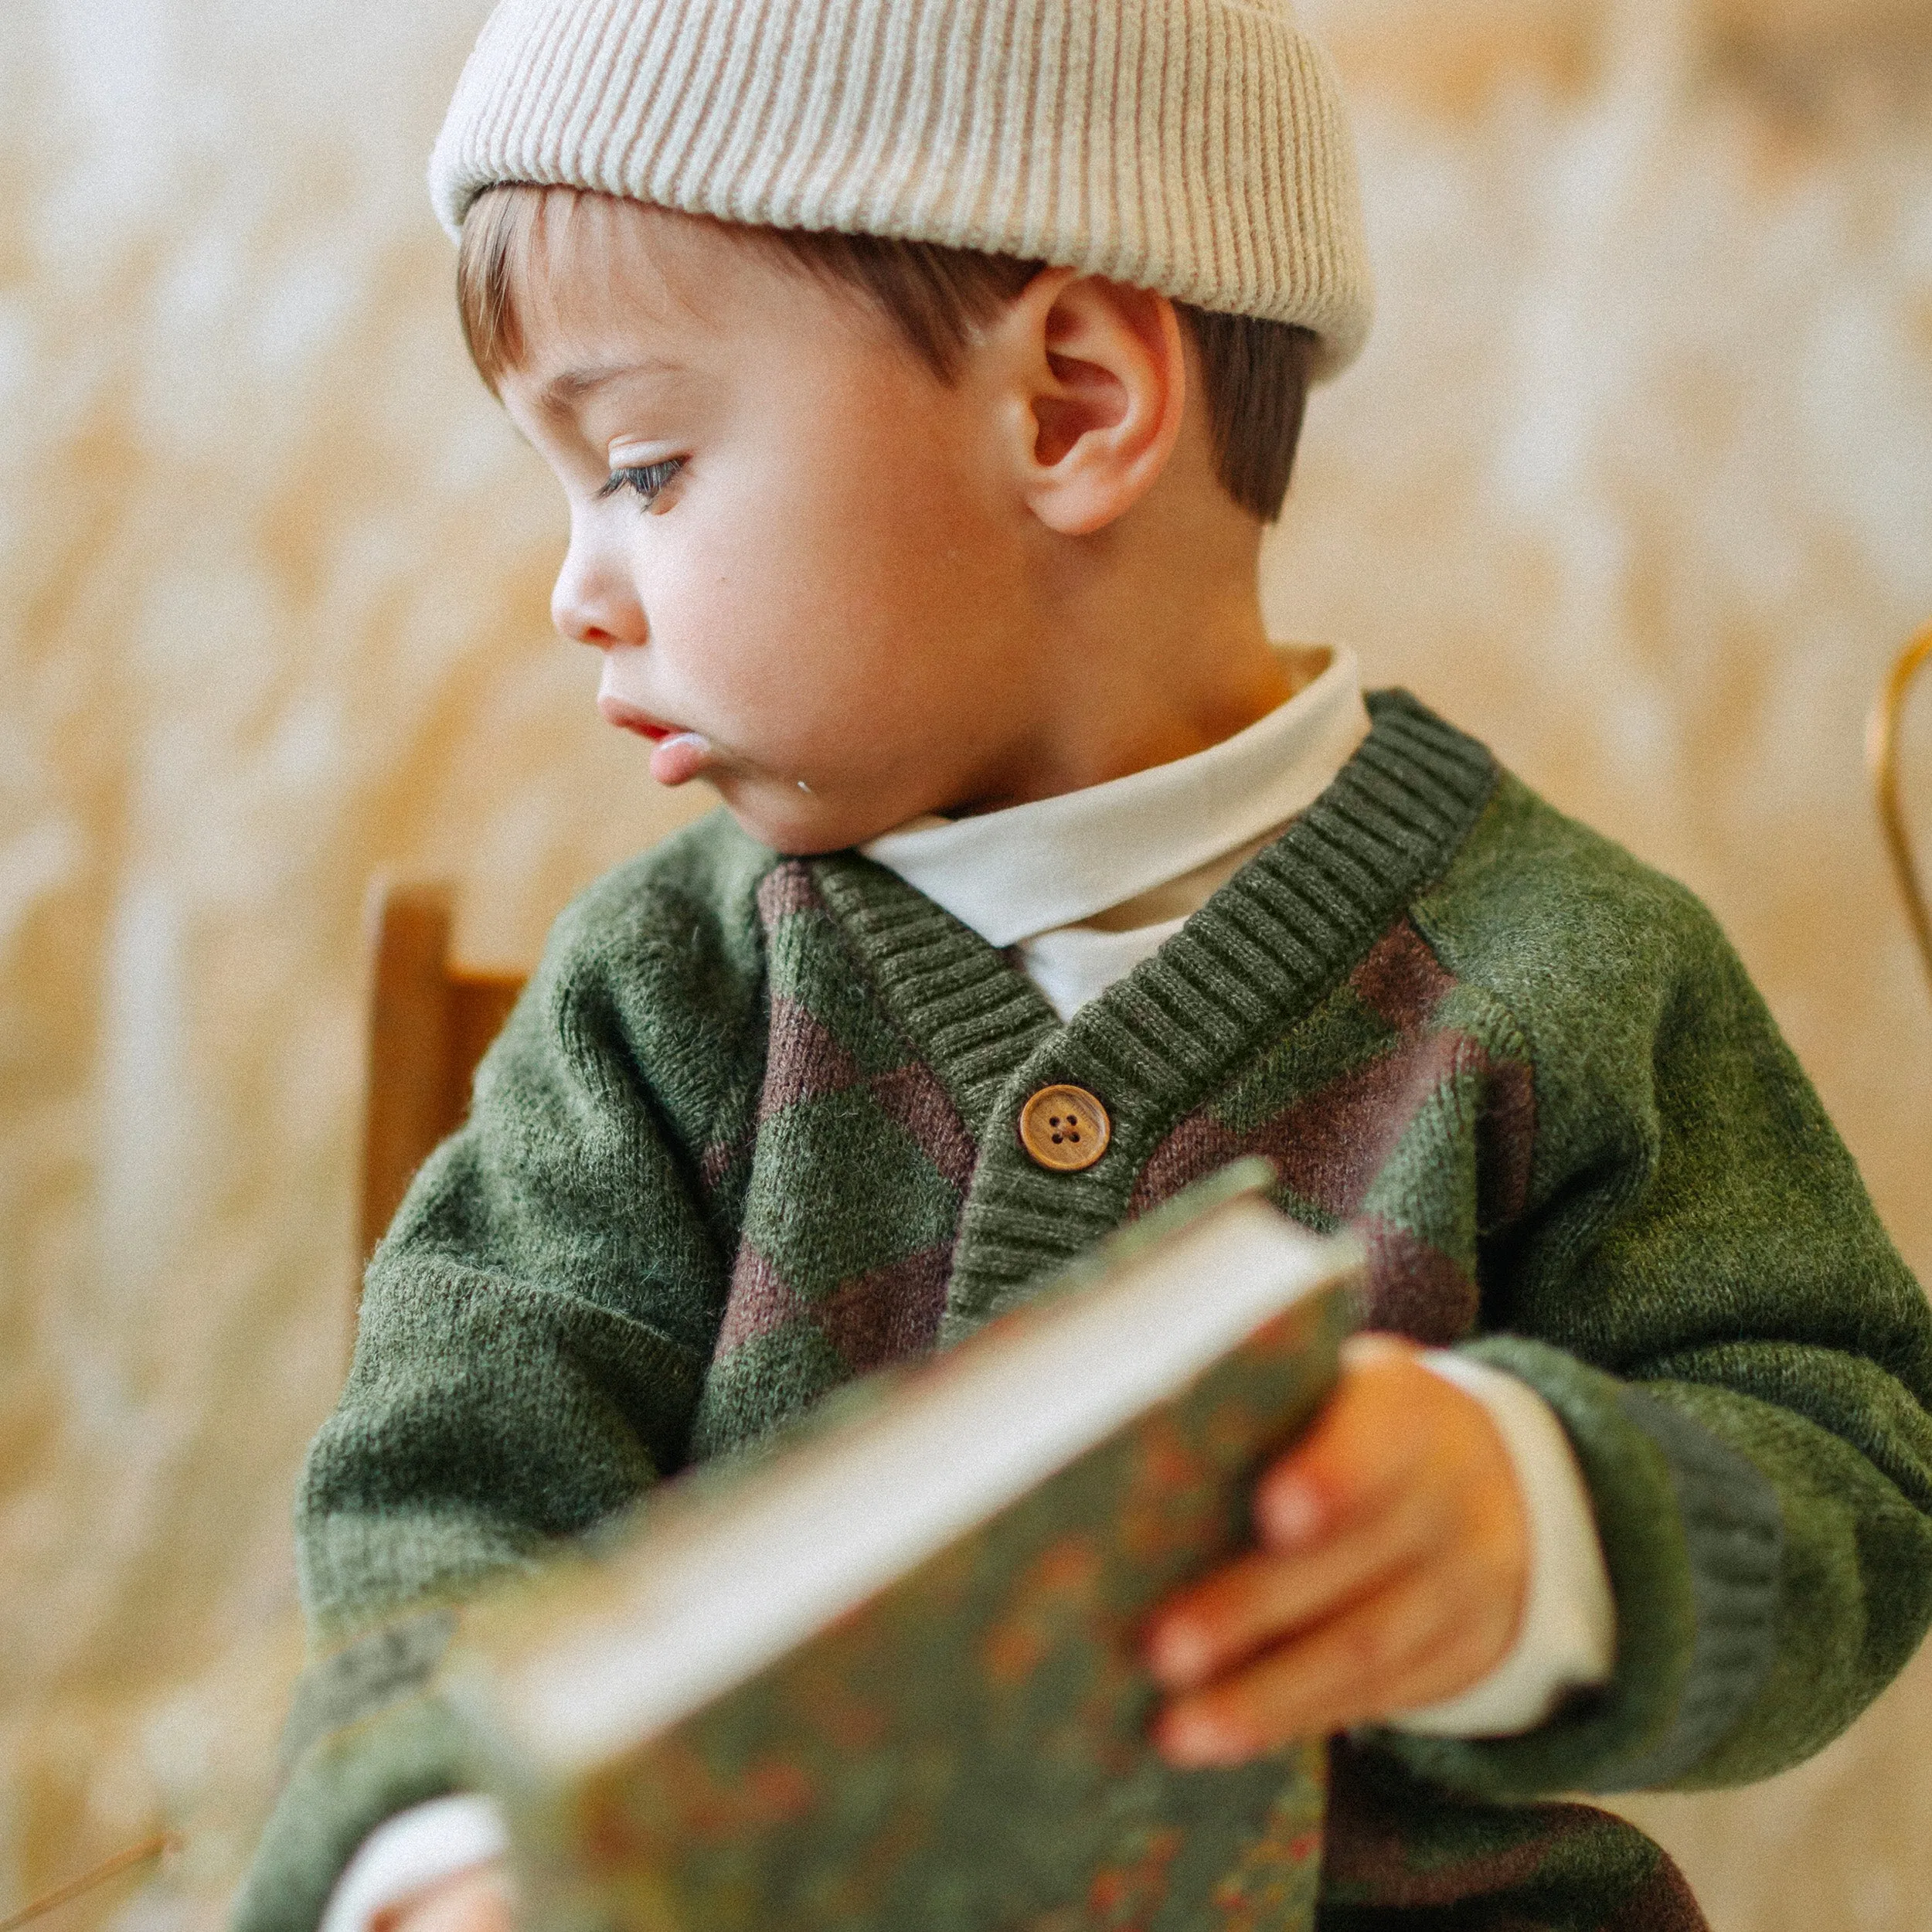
top-left (861, 645), bottom-right (1371, 1019)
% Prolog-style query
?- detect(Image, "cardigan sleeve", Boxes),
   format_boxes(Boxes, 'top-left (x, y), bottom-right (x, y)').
top-left (1384, 795), bottom-right (1932, 1802)
top-left (301, 849), bottom-right (768, 1642)
top-left (234, 826), bottom-right (772, 1932)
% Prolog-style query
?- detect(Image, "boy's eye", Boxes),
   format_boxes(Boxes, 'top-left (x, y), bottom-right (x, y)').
top-left (598, 458), bottom-right (685, 509)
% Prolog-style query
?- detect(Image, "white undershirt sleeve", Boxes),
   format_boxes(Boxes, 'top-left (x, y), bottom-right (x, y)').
top-left (1386, 1352), bottom-right (1617, 1737)
top-left (318, 1794), bottom-right (509, 1932)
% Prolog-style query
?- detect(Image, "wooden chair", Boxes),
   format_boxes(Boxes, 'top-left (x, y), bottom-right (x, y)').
top-left (1870, 621), bottom-right (1932, 999)
top-left (7, 897), bottom-right (528, 1927)
top-left (355, 879), bottom-right (526, 1322)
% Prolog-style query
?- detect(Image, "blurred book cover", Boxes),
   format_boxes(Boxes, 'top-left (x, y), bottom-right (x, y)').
top-left (446, 1170), bottom-right (1359, 1932)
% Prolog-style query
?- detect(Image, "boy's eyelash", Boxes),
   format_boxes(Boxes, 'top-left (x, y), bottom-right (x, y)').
top-left (599, 458), bottom-right (685, 507)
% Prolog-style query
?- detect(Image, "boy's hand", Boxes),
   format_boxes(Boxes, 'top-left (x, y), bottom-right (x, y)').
top-left (372, 1862), bottom-right (514, 1932)
top-left (1144, 1335), bottom-right (1529, 1764)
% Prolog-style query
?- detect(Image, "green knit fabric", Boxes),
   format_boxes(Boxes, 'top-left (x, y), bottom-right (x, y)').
top-left (239, 692), bottom-right (1932, 1932)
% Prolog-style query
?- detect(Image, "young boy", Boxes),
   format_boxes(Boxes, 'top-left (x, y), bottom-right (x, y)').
top-left (239, 2), bottom-right (1932, 1930)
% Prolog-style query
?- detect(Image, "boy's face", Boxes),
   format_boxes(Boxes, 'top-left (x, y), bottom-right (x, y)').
top-left (498, 198), bottom-right (1061, 854)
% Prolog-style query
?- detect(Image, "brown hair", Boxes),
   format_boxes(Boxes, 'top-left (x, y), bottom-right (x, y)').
top-left (459, 185), bottom-right (1315, 522)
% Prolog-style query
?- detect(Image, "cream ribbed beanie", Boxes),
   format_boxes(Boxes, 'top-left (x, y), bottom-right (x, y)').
top-left (430, 0), bottom-right (1373, 376)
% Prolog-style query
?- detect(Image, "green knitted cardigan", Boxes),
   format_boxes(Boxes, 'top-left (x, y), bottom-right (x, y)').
top-left (240, 693), bottom-right (1932, 1932)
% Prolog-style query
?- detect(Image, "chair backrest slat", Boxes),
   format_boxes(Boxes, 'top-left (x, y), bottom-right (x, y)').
top-left (355, 879), bottom-right (527, 1338)
top-left (1871, 624), bottom-right (1932, 1001)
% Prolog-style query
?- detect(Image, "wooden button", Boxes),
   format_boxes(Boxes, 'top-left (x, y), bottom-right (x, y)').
top-left (1018, 1085), bottom-right (1111, 1172)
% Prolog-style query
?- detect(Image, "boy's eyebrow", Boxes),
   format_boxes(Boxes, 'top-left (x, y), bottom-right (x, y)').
top-left (536, 359), bottom-right (686, 416)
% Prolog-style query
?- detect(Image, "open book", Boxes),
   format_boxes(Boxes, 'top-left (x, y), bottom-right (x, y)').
top-left (447, 1163), bottom-right (1362, 1932)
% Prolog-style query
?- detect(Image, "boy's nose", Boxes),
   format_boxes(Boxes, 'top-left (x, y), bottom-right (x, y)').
top-left (552, 526), bottom-right (647, 648)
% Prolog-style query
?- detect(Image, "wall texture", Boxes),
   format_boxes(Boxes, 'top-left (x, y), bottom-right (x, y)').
top-left (2, 2), bottom-right (1928, 1930)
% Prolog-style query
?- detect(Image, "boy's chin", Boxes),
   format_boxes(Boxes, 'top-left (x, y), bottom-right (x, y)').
top-left (713, 782), bottom-right (878, 859)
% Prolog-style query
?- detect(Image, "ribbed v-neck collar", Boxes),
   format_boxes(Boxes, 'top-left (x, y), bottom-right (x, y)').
top-left (813, 693), bottom-right (1500, 1305)
top-left (859, 645), bottom-right (1369, 947)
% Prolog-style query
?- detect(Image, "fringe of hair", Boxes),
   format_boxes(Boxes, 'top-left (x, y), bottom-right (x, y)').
top-left (457, 186), bottom-right (1315, 519)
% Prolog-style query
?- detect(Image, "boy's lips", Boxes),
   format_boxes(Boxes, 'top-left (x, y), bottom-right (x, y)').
top-left (597, 696), bottom-right (712, 787)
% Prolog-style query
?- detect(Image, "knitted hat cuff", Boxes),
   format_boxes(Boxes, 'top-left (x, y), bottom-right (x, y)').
top-left (430, 0), bottom-right (1374, 376)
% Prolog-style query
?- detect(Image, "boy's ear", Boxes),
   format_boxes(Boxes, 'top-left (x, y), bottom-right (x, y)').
top-left (988, 269), bottom-right (1189, 537)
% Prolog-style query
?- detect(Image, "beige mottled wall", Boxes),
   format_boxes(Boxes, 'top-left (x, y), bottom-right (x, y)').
top-left (3, 3), bottom-right (1929, 1930)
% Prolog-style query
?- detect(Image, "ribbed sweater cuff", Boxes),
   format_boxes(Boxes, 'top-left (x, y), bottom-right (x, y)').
top-left (236, 1613), bottom-right (468, 1932)
top-left (1371, 1335), bottom-right (1783, 1801)
top-left (281, 1611), bottom-right (461, 1768)
top-left (233, 1692), bottom-right (472, 1932)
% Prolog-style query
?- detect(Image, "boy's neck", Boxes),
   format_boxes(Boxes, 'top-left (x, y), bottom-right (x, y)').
top-left (957, 518), bottom-right (1294, 817)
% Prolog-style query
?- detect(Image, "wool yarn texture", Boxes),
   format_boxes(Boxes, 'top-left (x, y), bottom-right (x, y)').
top-left (429, 0), bottom-right (1375, 374)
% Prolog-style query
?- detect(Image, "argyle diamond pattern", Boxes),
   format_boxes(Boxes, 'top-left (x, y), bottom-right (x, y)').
top-left (686, 864), bottom-right (981, 1457)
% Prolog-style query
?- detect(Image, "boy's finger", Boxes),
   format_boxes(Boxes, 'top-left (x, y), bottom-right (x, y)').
top-left (1253, 1340), bottom-right (1431, 1547)
top-left (1145, 1483), bottom-right (1448, 1690)
top-left (1152, 1563), bottom-right (1488, 1765)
